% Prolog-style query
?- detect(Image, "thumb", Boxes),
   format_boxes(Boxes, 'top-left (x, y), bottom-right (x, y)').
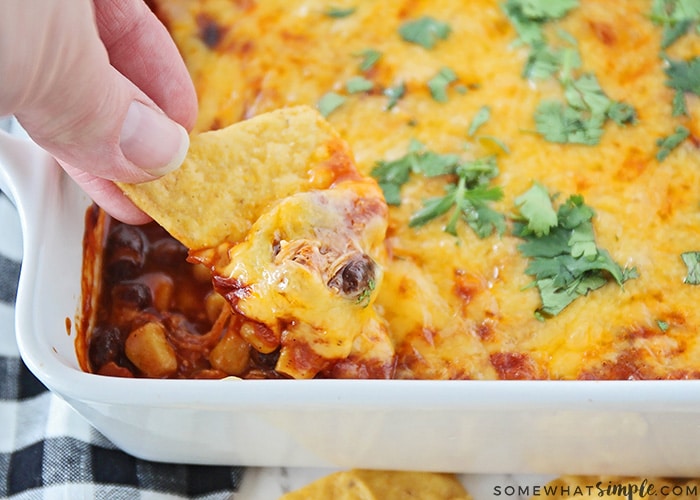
top-left (2, 0), bottom-right (189, 184)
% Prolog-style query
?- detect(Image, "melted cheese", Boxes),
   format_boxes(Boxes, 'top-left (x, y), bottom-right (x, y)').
top-left (202, 180), bottom-right (393, 379)
top-left (152, 0), bottom-right (700, 379)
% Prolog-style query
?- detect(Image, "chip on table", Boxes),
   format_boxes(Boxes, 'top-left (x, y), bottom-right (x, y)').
top-left (279, 469), bottom-right (472, 500)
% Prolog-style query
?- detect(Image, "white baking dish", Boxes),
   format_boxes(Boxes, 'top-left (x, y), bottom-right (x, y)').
top-left (1, 129), bottom-right (700, 476)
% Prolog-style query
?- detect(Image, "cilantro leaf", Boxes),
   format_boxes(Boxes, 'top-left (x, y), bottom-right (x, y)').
top-left (521, 31), bottom-right (581, 82)
top-left (346, 76), bottom-right (374, 93)
top-left (672, 89), bottom-right (688, 116)
top-left (534, 74), bottom-right (635, 146)
top-left (468, 106), bottom-right (491, 137)
top-left (428, 67), bottom-right (458, 103)
top-left (514, 186), bottom-right (637, 317)
top-left (399, 16), bottom-right (451, 49)
top-left (650, 0), bottom-right (700, 48)
top-left (502, 0), bottom-right (579, 46)
top-left (317, 92), bottom-right (347, 117)
top-left (324, 6), bottom-right (356, 18)
top-left (370, 140), bottom-right (460, 204)
top-left (354, 48), bottom-right (382, 72)
top-left (656, 125), bottom-right (690, 161)
top-left (607, 102), bottom-right (638, 125)
top-left (682, 252), bottom-right (700, 284)
top-left (511, 0), bottom-right (580, 21)
top-left (514, 182), bottom-right (558, 236)
top-left (384, 82), bottom-right (406, 110)
top-left (373, 143), bottom-right (504, 238)
top-left (409, 179), bottom-right (505, 238)
top-left (664, 56), bottom-right (700, 96)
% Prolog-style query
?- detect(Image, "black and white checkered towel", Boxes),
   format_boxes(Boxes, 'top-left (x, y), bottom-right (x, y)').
top-left (0, 165), bottom-right (245, 497)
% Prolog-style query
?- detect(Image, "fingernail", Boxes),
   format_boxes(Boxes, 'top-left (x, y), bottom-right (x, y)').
top-left (120, 101), bottom-right (189, 176)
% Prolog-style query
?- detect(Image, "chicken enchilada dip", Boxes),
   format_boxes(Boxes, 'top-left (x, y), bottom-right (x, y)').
top-left (80, 0), bottom-right (700, 380)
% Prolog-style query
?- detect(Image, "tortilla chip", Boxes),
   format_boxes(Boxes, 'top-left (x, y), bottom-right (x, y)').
top-left (118, 105), bottom-right (357, 249)
top-left (279, 469), bottom-right (472, 500)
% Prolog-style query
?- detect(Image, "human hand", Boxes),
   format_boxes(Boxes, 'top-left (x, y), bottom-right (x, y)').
top-left (0, 0), bottom-right (198, 224)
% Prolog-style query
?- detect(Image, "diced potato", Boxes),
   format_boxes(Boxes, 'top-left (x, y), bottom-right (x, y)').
top-left (209, 330), bottom-right (250, 376)
top-left (125, 322), bottom-right (178, 378)
top-left (205, 291), bottom-right (226, 323)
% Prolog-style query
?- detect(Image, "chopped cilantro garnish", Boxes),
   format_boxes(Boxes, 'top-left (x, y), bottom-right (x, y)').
top-left (514, 182), bottom-right (558, 236)
top-left (384, 82), bottom-right (406, 110)
top-left (534, 74), bottom-right (636, 145)
top-left (346, 76), bottom-right (374, 93)
top-left (324, 6), bottom-right (356, 18)
top-left (650, 0), bottom-right (700, 48)
top-left (428, 67), bottom-right (458, 103)
top-left (317, 92), bottom-right (347, 117)
top-left (656, 125), bottom-right (690, 161)
top-left (502, 0), bottom-right (579, 46)
top-left (398, 16), bottom-right (451, 49)
top-left (356, 278), bottom-right (376, 307)
top-left (534, 101), bottom-right (605, 145)
top-left (524, 44), bottom-right (580, 81)
top-left (657, 319), bottom-right (670, 332)
top-left (371, 140), bottom-right (460, 204)
top-left (504, 0), bottom-right (636, 145)
top-left (664, 56), bottom-right (700, 96)
top-left (354, 48), bottom-right (382, 72)
top-left (514, 184), bottom-right (637, 317)
top-left (409, 157), bottom-right (505, 237)
top-left (681, 251), bottom-right (700, 284)
top-left (371, 141), bottom-right (505, 238)
top-left (468, 106), bottom-right (491, 137)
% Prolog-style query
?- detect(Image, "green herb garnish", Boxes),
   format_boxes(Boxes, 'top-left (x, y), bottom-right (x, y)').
top-left (354, 48), bottom-right (382, 72)
top-left (399, 16), bottom-right (451, 49)
top-left (502, 0), bottom-right (579, 47)
top-left (384, 82), bottom-right (406, 110)
top-left (428, 67), bottom-right (458, 102)
top-left (468, 106), bottom-right (491, 137)
top-left (324, 6), bottom-right (356, 18)
top-left (534, 74), bottom-right (636, 145)
top-left (504, 0), bottom-right (636, 146)
top-left (410, 175), bottom-right (505, 237)
top-left (372, 141), bottom-right (505, 238)
top-left (346, 76), bottom-right (374, 93)
top-left (664, 55), bottom-right (700, 121)
top-left (682, 251), bottom-right (700, 284)
top-left (656, 125), bottom-right (690, 161)
top-left (650, 0), bottom-right (700, 49)
top-left (356, 279), bottom-right (376, 307)
top-left (317, 92), bottom-right (347, 117)
top-left (514, 183), bottom-right (637, 317)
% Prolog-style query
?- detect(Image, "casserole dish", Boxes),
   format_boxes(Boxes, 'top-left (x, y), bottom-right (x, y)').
top-left (2, 129), bottom-right (700, 476)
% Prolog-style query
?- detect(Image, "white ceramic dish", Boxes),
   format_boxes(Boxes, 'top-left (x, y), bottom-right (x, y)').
top-left (1, 129), bottom-right (700, 476)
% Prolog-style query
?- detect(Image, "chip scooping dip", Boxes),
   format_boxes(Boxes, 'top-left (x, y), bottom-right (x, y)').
top-left (116, 105), bottom-right (394, 379)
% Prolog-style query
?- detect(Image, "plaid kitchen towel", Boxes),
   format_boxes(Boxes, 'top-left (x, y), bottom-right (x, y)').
top-left (0, 129), bottom-right (245, 498)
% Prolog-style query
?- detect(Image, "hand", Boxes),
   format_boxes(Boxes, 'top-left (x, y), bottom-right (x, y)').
top-left (0, 0), bottom-right (198, 223)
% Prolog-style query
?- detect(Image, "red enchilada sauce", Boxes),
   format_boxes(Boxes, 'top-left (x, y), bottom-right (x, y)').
top-left (83, 206), bottom-right (392, 380)
top-left (84, 210), bottom-right (286, 379)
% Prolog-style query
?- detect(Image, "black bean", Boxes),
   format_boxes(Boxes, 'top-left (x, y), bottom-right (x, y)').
top-left (250, 348), bottom-right (280, 370)
top-left (327, 254), bottom-right (376, 298)
top-left (104, 225), bottom-right (147, 282)
top-left (110, 282), bottom-right (153, 311)
top-left (89, 325), bottom-right (125, 369)
top-left (150, 238), bottom-right (188, 267)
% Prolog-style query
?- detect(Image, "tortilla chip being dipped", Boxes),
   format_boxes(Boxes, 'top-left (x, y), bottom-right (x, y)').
top-left (117, 106), bottom-right (395, 379)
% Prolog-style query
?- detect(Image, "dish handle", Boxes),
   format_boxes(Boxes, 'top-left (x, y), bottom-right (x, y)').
top-left (0, 129), bottom-right (59, 231)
